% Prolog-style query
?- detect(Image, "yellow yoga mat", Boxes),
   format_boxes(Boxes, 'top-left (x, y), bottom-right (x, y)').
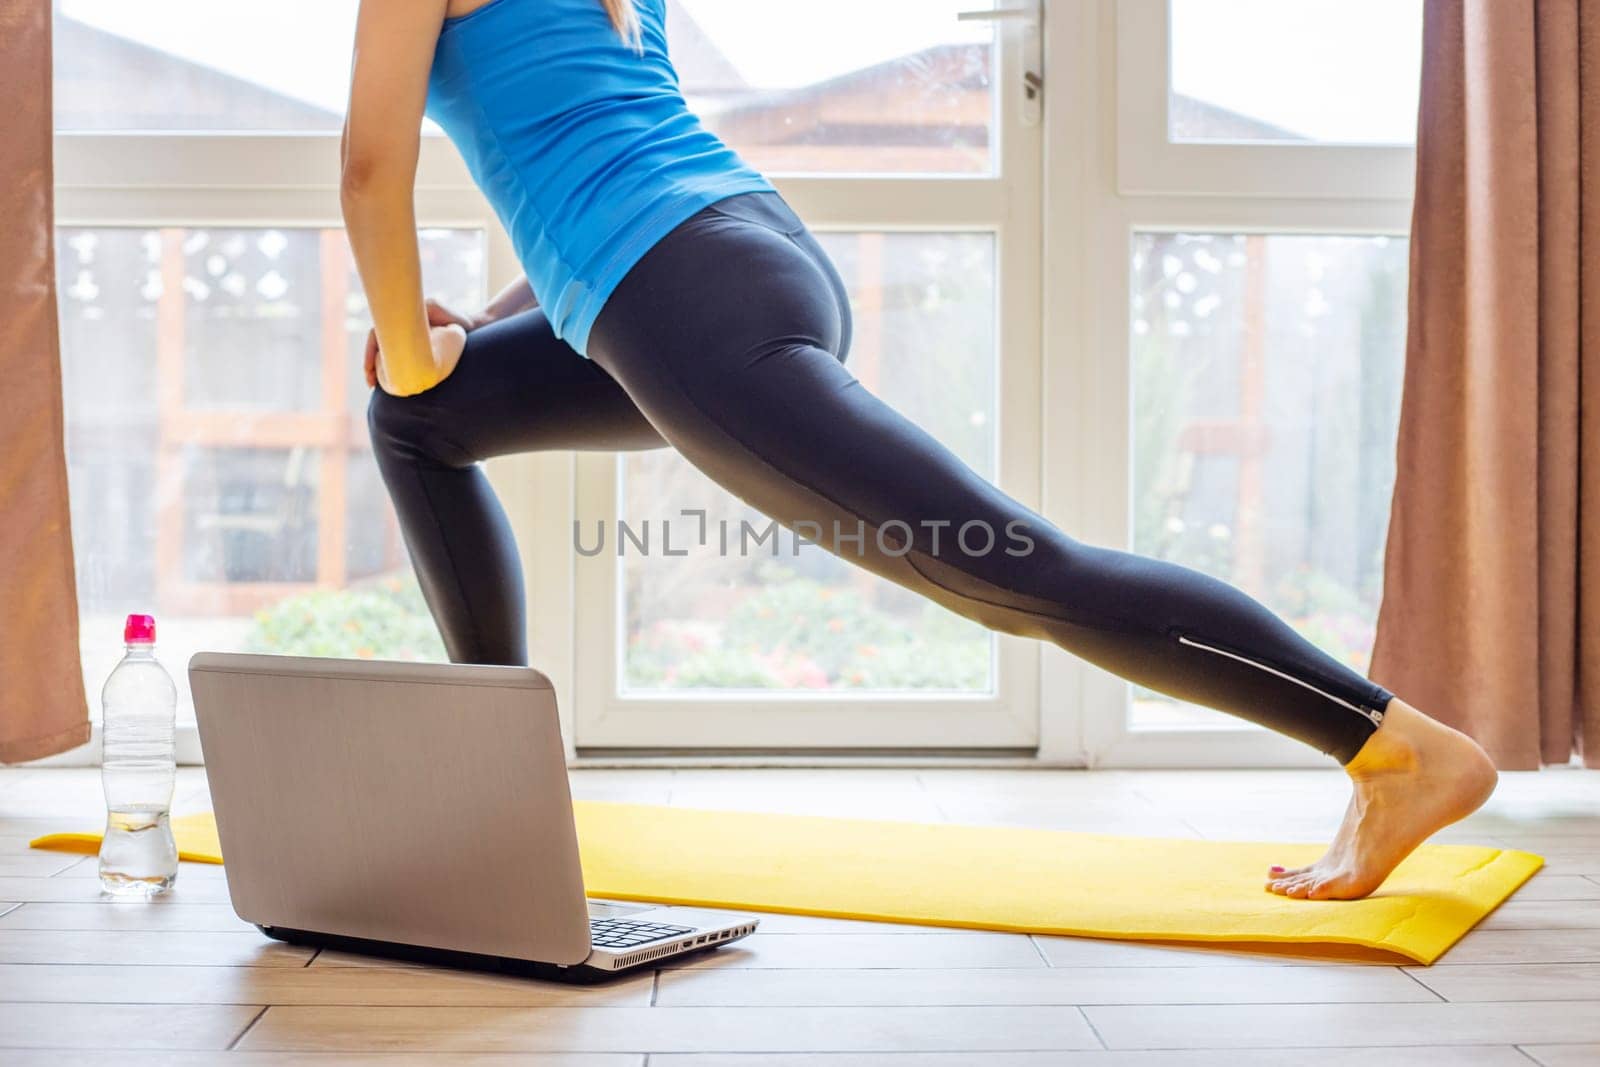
top-left (32, 802), bottom-right (1542, 965)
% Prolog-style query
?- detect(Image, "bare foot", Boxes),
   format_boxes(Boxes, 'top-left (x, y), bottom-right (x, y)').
top-left (1265, 697), bottom-right (1498, 900)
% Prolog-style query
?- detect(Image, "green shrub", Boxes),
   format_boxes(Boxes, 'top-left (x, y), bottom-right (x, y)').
top-left (625, 567), bottom-right (990, 691)
top-left (246, 575), bottom-right (446, 661)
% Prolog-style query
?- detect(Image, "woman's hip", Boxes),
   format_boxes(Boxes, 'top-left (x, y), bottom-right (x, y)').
top-left (589, 191), bottom-right (853, 369)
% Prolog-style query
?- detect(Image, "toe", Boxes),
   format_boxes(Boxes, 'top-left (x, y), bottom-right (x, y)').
top-left (1269, 874), bottom-right (1310, 896)
top-left (1284, 875), bottom-right (1317, 898)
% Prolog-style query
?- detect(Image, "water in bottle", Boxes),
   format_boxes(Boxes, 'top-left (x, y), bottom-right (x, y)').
top-left (98, 613), bottom-right (179, 895)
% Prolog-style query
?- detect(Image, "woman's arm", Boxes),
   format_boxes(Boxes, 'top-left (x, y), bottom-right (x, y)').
top-left (341, 0), bottom-right (462, 397)
top-left (475, 274), bottom-right (540, 325)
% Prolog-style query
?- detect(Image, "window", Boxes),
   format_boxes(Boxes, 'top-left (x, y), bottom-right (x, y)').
top-left (1128, 233), bottom-right (1407, 729)
top-left (571, 0), bottom-right (1043, 750)
top-left (62, 227), bottom-right (482, 726)
top-left (677, 0), bottom-right (995, 175)
top-left (1080, 0), bottom-right (1418, 764)
top-left (1116, 0), bottom-right (1421, 199)
top-left (53, 5), bottom-right (494, 755)
top-left (1168, 0), bottom-right (1423, 144)
top-left (54, 1), bottom-right (360, 132)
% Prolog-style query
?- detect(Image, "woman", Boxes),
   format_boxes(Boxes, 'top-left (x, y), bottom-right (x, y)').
top-left (344, 0), bottom-right (1497, 901)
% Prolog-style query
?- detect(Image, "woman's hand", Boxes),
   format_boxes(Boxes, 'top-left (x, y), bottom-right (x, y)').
top-left (423, 296), bottom-right (486, 334)
top-left (364, 298), bottom-right (482, 390)
top-left (370, 322), bottom-right (468, 396)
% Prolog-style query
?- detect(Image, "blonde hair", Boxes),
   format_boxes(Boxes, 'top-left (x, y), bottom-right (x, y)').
top-left (600, 0), bottom-right (644, 53)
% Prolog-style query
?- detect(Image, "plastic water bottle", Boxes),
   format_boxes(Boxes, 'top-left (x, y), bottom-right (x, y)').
top-left (98, 613), bottom-right (179, 895)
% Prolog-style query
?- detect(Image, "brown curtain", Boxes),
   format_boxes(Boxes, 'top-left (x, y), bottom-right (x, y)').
top-left (1371, 0), bottom-right (1599, 769)
top-left (0, 0), bottom-right (90, 763)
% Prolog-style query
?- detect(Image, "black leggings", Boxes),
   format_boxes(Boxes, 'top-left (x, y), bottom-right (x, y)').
top-left (368, 190), bottom-right (1394, 764)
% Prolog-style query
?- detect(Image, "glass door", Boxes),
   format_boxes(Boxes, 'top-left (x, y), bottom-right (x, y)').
top-left (569, 0), bottom-right (1045, 750)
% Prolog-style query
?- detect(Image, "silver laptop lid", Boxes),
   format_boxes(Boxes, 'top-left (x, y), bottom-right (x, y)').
top-left (189, 652), bottom-right (592, 966)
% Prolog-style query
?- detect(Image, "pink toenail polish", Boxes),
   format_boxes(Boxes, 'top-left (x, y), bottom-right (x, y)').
top-left (1270, 866), bottom-right (1284, 873)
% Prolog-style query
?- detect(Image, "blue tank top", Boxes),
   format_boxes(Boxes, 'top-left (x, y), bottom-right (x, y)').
top-left (425, 0), bottom-right (777, 357)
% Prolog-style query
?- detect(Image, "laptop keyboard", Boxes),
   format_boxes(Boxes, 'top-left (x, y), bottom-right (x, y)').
top-left (589, 917), bottom-right (695, 950)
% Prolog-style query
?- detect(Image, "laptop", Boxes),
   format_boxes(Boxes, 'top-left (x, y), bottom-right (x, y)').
top-left (189, 651), bottom-right (757, 981)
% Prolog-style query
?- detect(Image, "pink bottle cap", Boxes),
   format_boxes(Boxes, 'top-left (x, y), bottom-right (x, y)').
top-left (123, 614), bottom-right (156, 644)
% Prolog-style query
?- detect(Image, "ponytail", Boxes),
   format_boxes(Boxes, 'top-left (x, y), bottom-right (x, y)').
top-left (600, 0), bottom-right (643, 54)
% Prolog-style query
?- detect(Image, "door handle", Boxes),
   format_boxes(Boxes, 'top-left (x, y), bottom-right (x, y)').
top-left (957, 2), bottom-right (1043, 126)
top-left (957, 6), bottom-right (1035, 20)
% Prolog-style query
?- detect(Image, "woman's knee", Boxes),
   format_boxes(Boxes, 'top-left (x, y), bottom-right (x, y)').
top-left (367, 387), bottom-right (454, 466)
top-left (366, 386), bottom-right (406, 448)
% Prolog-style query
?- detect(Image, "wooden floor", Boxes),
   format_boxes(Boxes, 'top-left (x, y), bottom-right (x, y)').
top-left (0, 764), bottom-right (1597, 1064)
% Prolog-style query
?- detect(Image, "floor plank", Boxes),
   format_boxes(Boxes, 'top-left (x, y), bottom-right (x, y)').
top-left (1031, 934), bottom-right (1344, 968)
top-left (236, 1005), bottom-right (1102, 1054)
top-left (0, 963), bottom-right (653, 1006)
top-left (0, 928), bottom-right (311, 967)
top-left (0, 902), bottom-right (255, 932)
top-left (650, 1051), bottom-right (1534, 1067)
top-left (0, 875), bottom-right (232, 904)
top-left (1405, 963), bottom-right (1600, 1002)
top-left (1522, 1046), bottom-right (1600, 1067)
top-left (1499, 875), bottom-right (1600, 901)
top-left (0, 852), bottom-right (87, 877)
top-left (654, 963), bottom-right (1432, 1006)
top-left (1485, 834), bottom-right (1600, 850)
top-left (0, 1002), bottom-right (260, 1050)
top-left (1476, 900), bottom-right (1600, 931)
top-left (0, 1052), bottom-right (638, 1066)
top-left (1430, 928), bottom-right (1600, 966)
top-left (310, 933), bottom-right (1044, 974)
top-left (1524, 852), bottom-right (1600, 877)
top-left (660, 933), bottom-right (1046, 971)
top-left (1083, 1001), bottom-right (1600, 1049)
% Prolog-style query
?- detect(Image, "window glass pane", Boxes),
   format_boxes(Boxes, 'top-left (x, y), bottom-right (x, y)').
top-left (60, 226), bottom-right (484, 724)
top-left (618, 231), bottom-right (997, 694)
top-left (54, 1), bottom-right (358, 133)
top-left (54, 0), bottom-right (996, 175)
top-left (179, 447), bottom-right (320, 583)
top-left (1169, 0), bottom-right (1422, 144)
top-left (679, 1), bottom-right (994, 175)
top-left (1129, 233), bottom-right (1407, 729)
